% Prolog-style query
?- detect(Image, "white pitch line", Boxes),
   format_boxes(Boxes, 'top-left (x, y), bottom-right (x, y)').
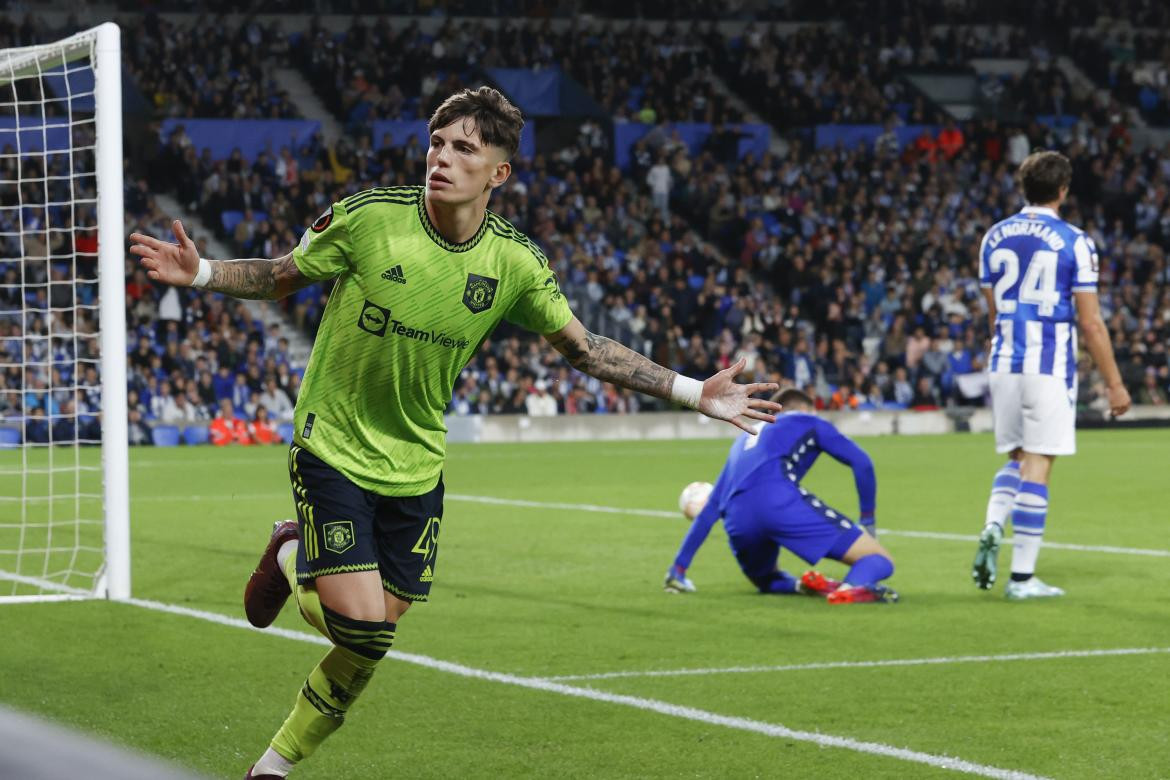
top-left (542, 646), bottom-right (1170, 682)
top-left (877, 529), bottom-right (1170, 558)
top-left (447, 494), bottom-right (1170, 558)
top-left (447, 492), bottom-right (679, 518)
top-left (0, 569), bottom-right (90, 596)
top-left (121, 597), bottom-right (1048, 780)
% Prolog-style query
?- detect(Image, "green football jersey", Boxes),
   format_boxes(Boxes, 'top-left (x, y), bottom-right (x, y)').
top-left (290, 185), bottom-right (573, 496)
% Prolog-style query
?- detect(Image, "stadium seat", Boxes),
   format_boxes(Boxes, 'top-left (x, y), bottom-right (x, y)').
top-left (277, 422), bottom-right (295, 444)
top-left (221, 210), bottom-right (245, 234)
top-left (0, 427), bottom-right (21, 448)
top-left (182, 425), bottom-right (210, 445)
top-left (151, 425), bottom-right (181, 447)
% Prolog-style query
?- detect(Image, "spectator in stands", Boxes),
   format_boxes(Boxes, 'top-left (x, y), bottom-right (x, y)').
top-left (525, 380), bottom-right (558, 416)
top-left (257, 377), bottom-right (294, 422)
top-left (907, 129), bottom-right (936, 164)
top-left (249, 405), bottom-right (282, 445)
top-left (24, 407), bottom-right (49, 444)
top-left (910, 375), bottom-right (941, 410)
top-left (937, 121), bottom-right (965, 159)
top-left (892, 367), bottom-right (914, 407)
top-left (232, 372), bottom-right (253, 417)
top-left (210, 398), bottom-right (251, 446)
top-left (829, 383), bottom-right (860, 410)
top-left (128, 405), bottom-right (152, 446)
top-left (1137, 368), bottom-right (1168, 405)
top-left (875, 118), bottom-right (900, 159)
top-left (184, 384), bottom-right (213, 421)
top-left (1006, 126), bottom-right (1031, 166)
top-left (647, 153), bottom-right (673, 220)
top-left (161, 388), bottom-right (198, 424)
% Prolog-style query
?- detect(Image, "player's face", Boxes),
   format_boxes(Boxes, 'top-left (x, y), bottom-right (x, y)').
top-left (426, 118), bottom-right (511, 206)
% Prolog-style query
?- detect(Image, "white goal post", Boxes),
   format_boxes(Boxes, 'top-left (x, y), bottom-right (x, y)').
top-left (0, 23), bottom-right (128, 602)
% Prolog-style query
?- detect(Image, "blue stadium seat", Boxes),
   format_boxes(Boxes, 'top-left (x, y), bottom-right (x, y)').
top-left (0, 427), bottom-right (21, 448)
top-left (182, 425), bottom-right (210, 445)
top-left (221, 210), bottom-right (245, 233)
top-left (277, 422), bottom-right (295, 444)
top-left (151, 425), bottom-right (181, 447)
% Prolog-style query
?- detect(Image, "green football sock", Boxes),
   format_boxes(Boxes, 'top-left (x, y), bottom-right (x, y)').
top-left (269, 610), bottom-right (395, 763)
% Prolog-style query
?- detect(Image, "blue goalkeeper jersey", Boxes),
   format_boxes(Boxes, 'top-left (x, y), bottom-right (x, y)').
top-left (672, 412), bottom-right (876, 570)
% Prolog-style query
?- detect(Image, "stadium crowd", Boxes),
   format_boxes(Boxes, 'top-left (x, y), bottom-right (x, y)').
top-left (141, 107), bottom-right (1170, 424)
top-left (121, 14), bottom-right (300, 120)
top-left (3, 7), bottom-right (1170, 448)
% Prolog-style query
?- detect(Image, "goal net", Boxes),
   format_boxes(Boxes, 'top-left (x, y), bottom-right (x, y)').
top-left (0, 24), bottom-right (128, 602)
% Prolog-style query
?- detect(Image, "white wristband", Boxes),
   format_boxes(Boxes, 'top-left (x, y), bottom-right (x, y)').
top-left (191, 257), bottom-right (212, 288)
top-left (670, 374), bottom-right (703, 410)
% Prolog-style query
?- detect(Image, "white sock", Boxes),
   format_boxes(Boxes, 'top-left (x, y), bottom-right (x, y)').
top-left (253, 746), bottom-right (295, 777)
top-left (985, 460), bottom-right (1021, 531)
top-left (276, 539), bottom-right (298, 573)
top-left (1010, 536), bottom-right (1043, 579)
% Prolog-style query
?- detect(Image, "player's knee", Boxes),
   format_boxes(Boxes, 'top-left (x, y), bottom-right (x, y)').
top-left (322, 603), bottom-right (396, 661)
top-left (384, 592), bottom-right (412, 623)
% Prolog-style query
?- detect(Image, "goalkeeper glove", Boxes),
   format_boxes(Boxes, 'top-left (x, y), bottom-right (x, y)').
top-left (859, 512), bottom-right (876, 537)
top-left (664, 564), bottom-right (696, 593)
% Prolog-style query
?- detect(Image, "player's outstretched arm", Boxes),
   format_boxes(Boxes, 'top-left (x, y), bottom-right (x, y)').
top-left (1074, 291), bottom-right (1131, 417)
top-left (544, 317), bottom-right (781, 433)
top-left (129, 220), bottom-right (314, 301)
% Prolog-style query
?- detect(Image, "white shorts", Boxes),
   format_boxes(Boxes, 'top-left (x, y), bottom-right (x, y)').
top-left (989, 373), bottom-right (1076, 456)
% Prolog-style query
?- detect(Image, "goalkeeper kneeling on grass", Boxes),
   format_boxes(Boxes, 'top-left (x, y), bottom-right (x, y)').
top-left (665, 388), bottom-right (898, 604)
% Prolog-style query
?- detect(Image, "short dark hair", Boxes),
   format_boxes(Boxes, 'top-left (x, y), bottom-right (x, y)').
top-left (1018, 151), bottom-right (1072, 204)
top-left (771, 387), bottom-right (814, 409)
top-left (428, 86), bottom-right (524, 160)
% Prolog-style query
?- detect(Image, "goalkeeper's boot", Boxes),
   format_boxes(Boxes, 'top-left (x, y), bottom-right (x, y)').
top-left (244, 766), bottom-right (282, 779)
top-left (798, 570), bottom-right (842, 596)
top-left (827, 583), bottom-right (899, 604)
top-left (664, 565), bottom-right (696, 593)
top-left (244, 519), bottom-right (300, 628)
top-left (972, 523), bottom-right (1003, 590)
top-left (1005, 577), bottom-right (1065, 601)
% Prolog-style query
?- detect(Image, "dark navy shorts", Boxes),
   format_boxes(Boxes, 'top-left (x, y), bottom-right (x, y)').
top-left (288, 445), bottom-right (443, 602)
top-left (724, 486), bottom-right (863, 577)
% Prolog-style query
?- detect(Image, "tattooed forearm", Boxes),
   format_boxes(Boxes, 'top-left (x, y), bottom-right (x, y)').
top-left (567, 331), bottom-right (676, 398)
top-left (205, 254), bottom-right (307, 300)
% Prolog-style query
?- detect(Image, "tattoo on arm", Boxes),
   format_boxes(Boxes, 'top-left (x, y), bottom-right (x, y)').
top-left (549, 329), bottom-right (675, 398)
top-left (205, 254), bottom-right (310, 300)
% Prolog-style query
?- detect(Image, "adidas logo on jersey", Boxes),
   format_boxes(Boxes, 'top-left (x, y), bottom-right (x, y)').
top-left (382, 264), bottom-right (406, 284)
top-left (419, 565), bottom-right (433, 582)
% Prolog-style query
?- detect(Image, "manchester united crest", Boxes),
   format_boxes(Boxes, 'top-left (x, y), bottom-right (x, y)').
top-left (462, 273), bottom-right (498, 314)
top-left (322, 521), bottom-right (355, 554)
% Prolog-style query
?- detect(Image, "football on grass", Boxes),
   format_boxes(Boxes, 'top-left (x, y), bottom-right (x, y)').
top-left (678, 481), bottom-right (713, 519)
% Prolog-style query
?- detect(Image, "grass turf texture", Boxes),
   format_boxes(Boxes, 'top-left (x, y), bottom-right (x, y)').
top-left (1, 429), bottom-right (1168, 778)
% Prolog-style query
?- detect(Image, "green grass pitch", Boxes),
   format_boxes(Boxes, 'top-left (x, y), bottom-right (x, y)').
top-left (1, 429), bottom-right (1168, 779)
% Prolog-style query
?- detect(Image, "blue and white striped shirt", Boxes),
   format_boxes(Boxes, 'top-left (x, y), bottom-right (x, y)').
top-left (978, 206), bottom-right (1098, 388)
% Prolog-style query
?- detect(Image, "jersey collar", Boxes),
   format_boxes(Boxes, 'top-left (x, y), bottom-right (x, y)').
top-left (417, 194), bottom-right (489, 253)
top-left (1019, 205), bottom-right (1058, 218)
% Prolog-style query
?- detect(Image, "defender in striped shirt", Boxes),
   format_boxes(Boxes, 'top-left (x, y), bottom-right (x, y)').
top-left (972, 151), bottom-right (1130, 600)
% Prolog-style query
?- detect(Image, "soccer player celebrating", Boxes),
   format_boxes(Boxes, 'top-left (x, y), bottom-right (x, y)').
top-left (972, 151), bottom-right (1130, 599)
top-left (129, 87), bottom-right (780, 779)
top-left (665, 388), bottom-right (897, 604)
